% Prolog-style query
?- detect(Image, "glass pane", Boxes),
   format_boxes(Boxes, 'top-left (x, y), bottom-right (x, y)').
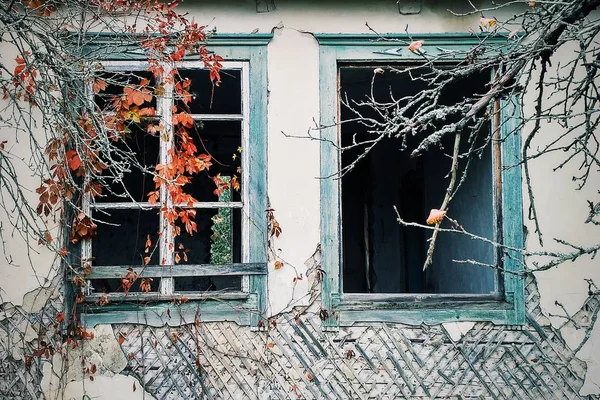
top-left (92, 209), bottom-right (160, 266)
top-left (181, 121), bottom-right (242, 202)
top-left (176, 69), bottom-right (241, 114)
top-left (174, 208), bottom-right (241, 265)
top-left (96, 123), bottom-right (159, 203)
top-left (94, 70), bottom-right (157, 111)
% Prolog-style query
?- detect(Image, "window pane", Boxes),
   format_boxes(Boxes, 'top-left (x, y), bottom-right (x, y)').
top-left (92, 209), bottom-right (160, 266)
top-left (176, 69), bottom-right (242, 114)
top-left (181, 121), bottom-right (242, 202)
top-left (173, 207), bottom-right (242, 292)
top-left (174, 208), bottom-right (241, 265)
top-left (340, 65), bottom-right (496, 295)
top-left (96, 123), bottom-right (159, 203)
top-left (94, 70), bottom-right (157, 111)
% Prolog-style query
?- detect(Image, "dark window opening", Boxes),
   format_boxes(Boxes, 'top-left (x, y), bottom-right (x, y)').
top-left (340, 65), bottom-right (498, 295)
top-left (93, 209), bottom-right (160, 266)
top-left (94, 70), bottom-right (157, 111)
top-left (96, 123), bottom-right (159, 203)
top-left (177, 69), bottom-right (242, 114)
top-left (183, 120), bottom-right (242, 203)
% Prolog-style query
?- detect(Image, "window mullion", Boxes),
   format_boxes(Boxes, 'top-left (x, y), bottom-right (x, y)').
top-left (159, 64), bottom-right (175, 296)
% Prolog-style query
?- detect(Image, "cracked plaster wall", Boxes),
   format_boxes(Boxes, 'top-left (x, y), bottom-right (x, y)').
top-left (0, 0), bottom-right (599, 397)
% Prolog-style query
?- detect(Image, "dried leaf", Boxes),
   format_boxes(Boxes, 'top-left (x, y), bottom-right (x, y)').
top-left (408, 40), bottom-right (424, 52)
top-left (426, 209), bottom-right (446, 225)
top-left (480, 17), bottom-right (497, 30)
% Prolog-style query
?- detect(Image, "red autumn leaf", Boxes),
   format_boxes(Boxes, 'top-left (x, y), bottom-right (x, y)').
top-left (117, 333), bottom-right (125, 345)
top-left (426, 209), bottom-right (446, 225)
top-left (139, 278), bottom-right (152, 292)
top-left (56, 312), bottom-right (65, 323)
top-left (408, 40), bottom-right (425, 52)
top-left (123, 86), bottom-right (152, 106)
top-left (173, 112), bottom-right (194, 128)
top-left (92, 78), bottom-right (106, 94)
top-left (66, 149), bottom-right (82, 171)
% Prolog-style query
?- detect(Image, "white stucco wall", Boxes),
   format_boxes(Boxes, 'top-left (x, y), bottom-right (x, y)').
top-left (0, 39), bottom-right (60, 308)
top-left (1, 0), bottom-right (599, 396)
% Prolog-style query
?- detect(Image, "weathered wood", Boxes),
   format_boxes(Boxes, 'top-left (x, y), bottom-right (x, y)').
top-left (319, 44), bottom-right (341, 330)
top-left (500, 97), bottom-right (526, 324)
top-left (87, 262), bottom-right (267, 279)
top-left (190, 113), bottom-right (243, 121)
top-left (82, 294), bottom-right (258, 326)
top-left (247, 44), bottom-right (269, 327)
top-left (85, 291), bottom-right (249, 302)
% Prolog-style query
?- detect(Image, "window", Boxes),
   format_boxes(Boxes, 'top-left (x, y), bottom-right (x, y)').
top-left (317, 34), bottom-right (525, 327)
top-left (80, 35), bottom-right (271, 326)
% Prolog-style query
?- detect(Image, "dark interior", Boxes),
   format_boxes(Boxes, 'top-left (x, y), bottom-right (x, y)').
top-left (340, 65), bottom-right (498, 295)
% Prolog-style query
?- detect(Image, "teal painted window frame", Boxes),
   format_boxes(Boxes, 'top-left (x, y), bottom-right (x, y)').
top-left (79, 34), bottom-right (271, 327)
top-left (317, 34), bottom-right (525, 328)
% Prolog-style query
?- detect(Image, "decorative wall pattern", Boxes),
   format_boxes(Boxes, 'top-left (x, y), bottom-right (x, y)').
top-left (112, 276), bottom-right (599, 399)
top-left (0, 275), bottom-right (597, 399)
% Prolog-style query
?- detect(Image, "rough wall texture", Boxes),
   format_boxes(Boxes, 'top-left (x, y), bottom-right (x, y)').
top-left (1, 1), bottom-right (600, 399)
top-left (1, 274), bottom-right (598, 399)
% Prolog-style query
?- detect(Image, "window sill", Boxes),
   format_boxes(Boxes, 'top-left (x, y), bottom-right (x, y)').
top-left (81, 292), bottom-right (259, 327)
top-left (330, 293), bottom-right (524, 326)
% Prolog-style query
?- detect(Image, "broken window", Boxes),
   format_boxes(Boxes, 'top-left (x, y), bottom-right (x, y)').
top-left (340, 65), bottom-right (498, 295)
top-left (85, 62), bottom-right (249, 298)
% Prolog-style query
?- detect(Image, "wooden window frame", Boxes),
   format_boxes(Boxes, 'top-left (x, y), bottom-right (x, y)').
top-left (316, 34), bottom-right (525, 329)
top-left (79, 34), bottom-right (272, 327)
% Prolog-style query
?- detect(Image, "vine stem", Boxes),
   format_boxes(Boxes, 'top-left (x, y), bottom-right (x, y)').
top-left (423, 130), bottom-right (461, 270)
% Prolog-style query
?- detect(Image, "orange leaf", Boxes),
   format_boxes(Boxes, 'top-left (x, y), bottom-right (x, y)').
top-left (117, 333), bottom-right (126, 345)
top-left (56, 312), bottom-right (65, 323)
top-left (274, 260), bottom-right (283, 270)
top-left (480, 17), bottom-right (497, 29)
top-left (92, 78), bottom-right (106, 94)
top-left (66, 150), bottom-right (82, 171)
top-left (408, 40), bottom-right (424, 52)
top-left (426, 209), bottom-right (446, 225)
